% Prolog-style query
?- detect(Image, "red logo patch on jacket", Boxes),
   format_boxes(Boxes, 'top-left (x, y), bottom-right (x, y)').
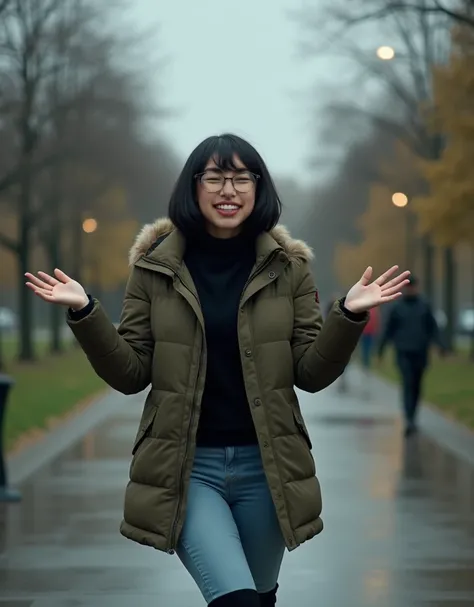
top-left (314, 290), bottom-right (319, 304)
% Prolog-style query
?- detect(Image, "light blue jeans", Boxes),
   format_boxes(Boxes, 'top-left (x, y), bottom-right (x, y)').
top-left (176, 445), bottom-right (286, 604)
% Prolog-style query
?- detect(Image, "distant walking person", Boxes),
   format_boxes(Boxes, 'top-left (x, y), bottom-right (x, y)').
top-left (378, 276), bottom-right (444, 437)
top-left (360, 307), bottom-right (380, 371)
top-left (359, 307), bottom-right (380, 398)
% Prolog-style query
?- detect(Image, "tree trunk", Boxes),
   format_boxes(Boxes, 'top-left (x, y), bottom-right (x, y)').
top-left (72, 204), bottom-right (83, 284)
top-left (442, 246), bottom-right (456, 352)
top-left (49, 231), bottom-right (63, 354)
top-left (421, 234), bottom-right (435, 304)
top-left (48, 171), bottom-right (63, 354)
top-left (405, 209), bottom-right (416, 270)
top-left (18, 163), bottom-right (35, 362)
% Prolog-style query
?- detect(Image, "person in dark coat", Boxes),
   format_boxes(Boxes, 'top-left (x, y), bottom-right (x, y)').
top-left (378, 276), bottom-right (445, 437)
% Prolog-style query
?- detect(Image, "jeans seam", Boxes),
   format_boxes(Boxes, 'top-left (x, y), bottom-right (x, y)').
top-left (180, 538), bottom-right (217, 602)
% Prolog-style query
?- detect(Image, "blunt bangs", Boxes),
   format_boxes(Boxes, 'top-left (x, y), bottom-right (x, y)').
top-left (168, 133), bottom-right (282, 237)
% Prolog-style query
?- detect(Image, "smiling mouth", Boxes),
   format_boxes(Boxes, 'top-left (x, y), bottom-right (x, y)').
top-left (214, 203), bottom-right (241, 211)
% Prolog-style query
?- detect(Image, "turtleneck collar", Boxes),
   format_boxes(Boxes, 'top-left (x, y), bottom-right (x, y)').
top-left (188, 229), bottom-right (255, 256)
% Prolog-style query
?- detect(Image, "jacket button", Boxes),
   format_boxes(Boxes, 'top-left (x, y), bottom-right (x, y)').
top-left (245, 349), bottom-right (252, 357)
top-left (268, 271), bottom-right (276, 279)
top-left (254, 398), bottom-right (262, 407)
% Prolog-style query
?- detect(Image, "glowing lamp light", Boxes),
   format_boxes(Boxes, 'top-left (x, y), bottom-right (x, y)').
top-left (376, 46), bottom-right (395, 60)
top-left (82, 218), bottom-right (98, 233)
top-left (392, 192), bottom-right (408, 207)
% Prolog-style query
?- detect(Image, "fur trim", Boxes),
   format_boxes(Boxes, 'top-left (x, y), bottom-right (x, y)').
top-left (128, 217), bottom-right (174, 265)
top-left (129, 217), bottom-right (313, 265)
top-left (269, 224), bottom-right (314, 263)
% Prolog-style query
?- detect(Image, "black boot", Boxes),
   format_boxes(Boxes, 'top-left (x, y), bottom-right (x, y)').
top-left (259, 583), bottom-right (279, 606)
top-left (209, 589), bottom-right (260, 606)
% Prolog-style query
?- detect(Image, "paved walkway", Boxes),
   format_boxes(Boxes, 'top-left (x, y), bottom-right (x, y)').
top-left (1, 367), bottom-right (474, 606)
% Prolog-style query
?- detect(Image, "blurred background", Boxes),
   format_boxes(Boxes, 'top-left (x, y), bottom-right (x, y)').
top-left (0, 0), bottom-right (473, 464)
top-left (1, 2), bottom-right (474, 605)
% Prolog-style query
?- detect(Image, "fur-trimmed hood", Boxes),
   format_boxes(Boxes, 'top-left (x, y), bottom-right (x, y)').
top-left (128, 217), bottom-right (313, 266)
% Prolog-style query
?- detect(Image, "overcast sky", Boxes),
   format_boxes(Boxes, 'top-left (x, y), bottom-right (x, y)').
top-left (126, 0), bottom-right (347, 187)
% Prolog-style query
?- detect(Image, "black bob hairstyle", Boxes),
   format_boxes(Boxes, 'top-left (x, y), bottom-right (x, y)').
top-left (168, 133), bottom-right (282, 236)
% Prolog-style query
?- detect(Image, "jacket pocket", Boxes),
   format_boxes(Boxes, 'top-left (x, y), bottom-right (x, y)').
top-left (292, 409), bottom-right (313, 451)
top-left (132, 406), bottom-right (158, 455)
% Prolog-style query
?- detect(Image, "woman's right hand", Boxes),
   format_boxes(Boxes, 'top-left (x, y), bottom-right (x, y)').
top-left (25, 269), bottom-right (89, 311)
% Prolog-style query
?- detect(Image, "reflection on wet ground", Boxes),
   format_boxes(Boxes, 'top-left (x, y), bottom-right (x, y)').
top-left (0, 370), bottom-right (474, 606)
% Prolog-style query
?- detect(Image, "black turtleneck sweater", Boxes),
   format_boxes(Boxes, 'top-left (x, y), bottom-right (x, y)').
top-left (184, 231), bottom-right (258, 447)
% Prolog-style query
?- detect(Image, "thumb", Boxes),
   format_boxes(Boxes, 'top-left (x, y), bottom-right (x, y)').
top-left (359, 266), bottom-right (373, 286)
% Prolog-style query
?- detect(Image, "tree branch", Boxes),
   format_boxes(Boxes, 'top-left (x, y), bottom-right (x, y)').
top-left (339, 1), bottom-right (474, 30)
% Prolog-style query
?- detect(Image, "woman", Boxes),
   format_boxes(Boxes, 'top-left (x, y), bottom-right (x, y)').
top-left (25, 134), bottom-right (409, 606)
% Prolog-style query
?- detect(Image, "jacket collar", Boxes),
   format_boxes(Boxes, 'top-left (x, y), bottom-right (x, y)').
top-left (129, 217), bottom-right (313, 271)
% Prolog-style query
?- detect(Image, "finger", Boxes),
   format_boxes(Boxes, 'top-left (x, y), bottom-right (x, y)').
top-left (38, 270), bottom-right (60, 286)
top-left (32, 288), bottom-right (57, 303)
top-left (374, 265), bottom-right (399, 286)
top-left (359, 266), bottom-right (373, 286)
top-left (380, 292), bottom-right (403, 303)
top-left (382, 279), bottom-right (411, 297)
top-left (24, 274), bottom-right (53, 291)
top-left (382, 271), bottom-right (411, 290)
top-left (53, 268), bottom-right (72, 283)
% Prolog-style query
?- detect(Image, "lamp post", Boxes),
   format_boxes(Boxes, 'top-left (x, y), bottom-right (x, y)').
top-left (392, 192), bottom-right (414, 269)
top-left (82, 218), bottom-right (100, 299)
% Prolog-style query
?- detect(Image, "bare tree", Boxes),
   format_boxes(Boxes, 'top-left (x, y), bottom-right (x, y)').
top-left (0, 0), bottom-right (178, 361)
top-left (334, 0), bottom-right (474, 31)
top-left (296, 0), bottom-right (460, 345)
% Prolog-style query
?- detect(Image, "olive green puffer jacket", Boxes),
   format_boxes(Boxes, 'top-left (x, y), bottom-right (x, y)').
top-left (67, 218), bottom-right (367, 554)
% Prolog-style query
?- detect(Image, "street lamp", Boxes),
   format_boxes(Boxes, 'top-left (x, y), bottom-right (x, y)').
top-left (391, 192), bottom-right (413, 268)
top-left (376, 45), bottom-right (395, 60)
top-left (81, 217), bottom-right (100, 297)
top-left (82, 217), bottom-right (98, 233)
top-left (392, 192), bottom-right (408, 208)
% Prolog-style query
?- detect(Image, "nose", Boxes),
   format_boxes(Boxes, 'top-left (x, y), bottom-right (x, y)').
top-left (221, 177), bottom-right (236, 196)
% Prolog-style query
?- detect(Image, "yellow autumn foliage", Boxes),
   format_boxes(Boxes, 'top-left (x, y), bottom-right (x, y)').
top-left (334, 183), bottom-right (409, 288)
top-left (81, 185), bottom-right (139, 289)
top-left (414, 26), bottom-right (474, 245)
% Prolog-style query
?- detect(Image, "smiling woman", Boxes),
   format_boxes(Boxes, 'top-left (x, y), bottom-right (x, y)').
top-left (24, 132), bottom-right (409, 607)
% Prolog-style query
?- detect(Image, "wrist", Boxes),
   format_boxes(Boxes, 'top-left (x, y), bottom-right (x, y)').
top-left (70, 296), bottom-right (89, 312)
top-left (341, 297), bottom-right (360, 314)
top-left (340, 297), bottom-right (367, 320)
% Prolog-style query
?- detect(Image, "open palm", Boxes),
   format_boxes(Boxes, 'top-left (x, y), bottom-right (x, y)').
top-left (25, 269), bottom-right (89, 310)
top-left (345, 265), bottom-right (410, 314)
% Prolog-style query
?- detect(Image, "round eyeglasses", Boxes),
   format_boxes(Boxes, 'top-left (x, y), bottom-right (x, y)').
top-left (195, 170), bottom-right (260, 193)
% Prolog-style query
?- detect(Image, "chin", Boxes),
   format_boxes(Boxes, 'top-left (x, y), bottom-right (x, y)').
top-left (206, 215), bottom-right (246, 238)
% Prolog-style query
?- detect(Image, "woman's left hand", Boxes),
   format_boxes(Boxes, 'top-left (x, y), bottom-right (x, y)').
top-left (344, 266), bottom-right (411, 314)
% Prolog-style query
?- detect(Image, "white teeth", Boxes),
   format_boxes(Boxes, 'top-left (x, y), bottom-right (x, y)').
top-left (216, 204), bottom-right (239, 210)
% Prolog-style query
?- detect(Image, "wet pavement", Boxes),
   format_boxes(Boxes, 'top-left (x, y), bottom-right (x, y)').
top-left (1, 367), bottom-right (474, 606)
